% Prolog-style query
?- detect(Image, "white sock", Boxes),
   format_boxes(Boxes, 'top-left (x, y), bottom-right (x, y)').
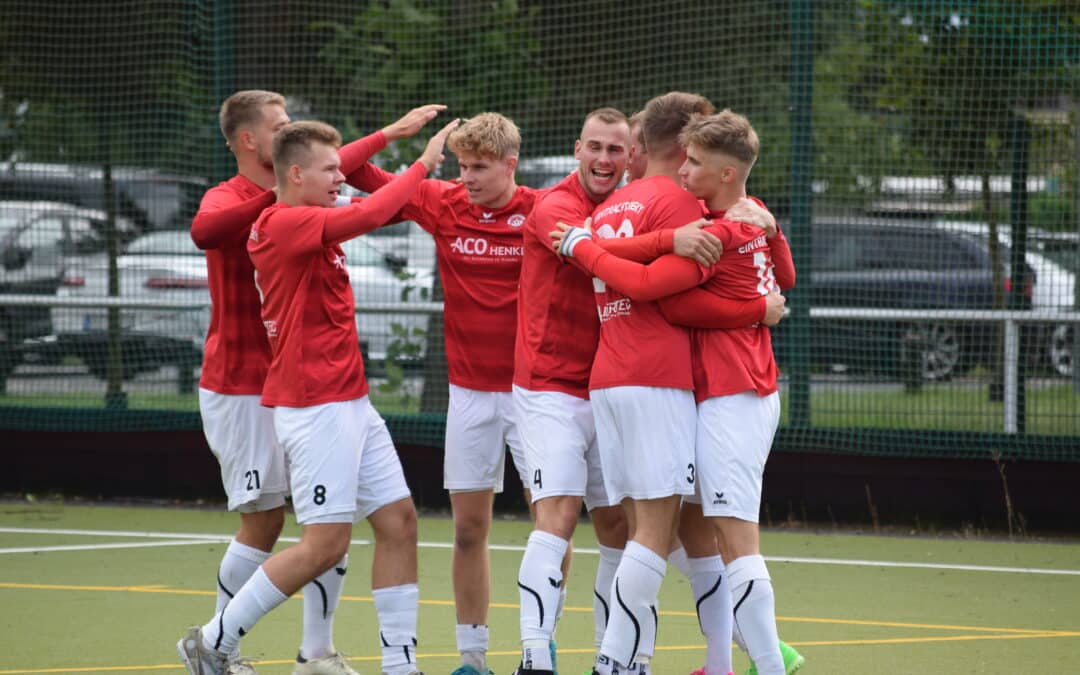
top-left (456, 624), bottom-right (489, 671)
top-left (668, 545), bottom-right (692, 580)
top-left (374, 583), bottom-right (420, 675)
top-left (594, 544), bottom-right (622, 650)
top-left (518, 530), bottom-right (569, 670)
top-left (728, 555), bottom-right (783, 675)
top-left (599, 541), bottom-right (665, 669)
top-left (299, 554), bottom-right (348, 660)
top-left (216, 539), bottom-right (271, 614)
top-left (202, 565), bottom-right (288, 656)
top-left (690, 555), bottom-right (733, 675)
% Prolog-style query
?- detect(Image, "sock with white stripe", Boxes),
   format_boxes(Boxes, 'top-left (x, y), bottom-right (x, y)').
top-left (216, 539), bottom-right (271, 615)
top-left (594, 544), bottom-right (622, 650)
top-left (299, 554), bottom-right (348, 660)
top-left (518, 530), bottom-right (569, 670)
top-left (202, 565), bottom-right (288, 656)
top-left (727, 555), bottom-right (783, 675)
top-left (373, 583), bottom-right (420, 675)
top-left (599, 541), bottom-right (666, 669)
top-left (690, 555), bottom-right (733, 675)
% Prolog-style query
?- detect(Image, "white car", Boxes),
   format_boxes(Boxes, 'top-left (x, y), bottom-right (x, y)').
top-left (934, 221), bottom-right (1076, 376)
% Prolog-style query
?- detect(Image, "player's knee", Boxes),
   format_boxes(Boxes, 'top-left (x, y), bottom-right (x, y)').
top-left (372, 500), bottom-right (418, 547)
top-left (453, 511), bottom-right (490, 550)
top-left (591, 507), bottom-right (628, 547)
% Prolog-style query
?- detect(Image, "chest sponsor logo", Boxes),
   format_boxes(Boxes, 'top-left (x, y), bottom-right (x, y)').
top-left (597, 297), bottom-right (632, 322)
top-left (449, 236), bottom-right (523, 258)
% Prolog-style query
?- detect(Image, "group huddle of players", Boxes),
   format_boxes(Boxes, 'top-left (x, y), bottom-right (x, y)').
top-left (176, 89), bottom-right (803, 675)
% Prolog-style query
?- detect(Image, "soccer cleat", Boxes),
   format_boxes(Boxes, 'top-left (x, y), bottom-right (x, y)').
top-left (451, 666), bottom-right (494, 675)
top-left (745, 641), bottom-right (805, 675)
top-left (293, 650), bottom-right (360, 675)
top-left (177, 626), bottom-right (230, 675)
top-left (226, 658), bottom-right (259, 675)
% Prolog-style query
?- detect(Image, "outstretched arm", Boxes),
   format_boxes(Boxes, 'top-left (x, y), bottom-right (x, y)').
top-left (568, 236), bottom-right (704, 302)
top-left (659, 290), bottom-right (769, 329)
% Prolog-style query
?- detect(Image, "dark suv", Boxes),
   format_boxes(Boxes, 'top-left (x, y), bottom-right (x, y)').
top-left (773, 218), bottom-right (1034, 381)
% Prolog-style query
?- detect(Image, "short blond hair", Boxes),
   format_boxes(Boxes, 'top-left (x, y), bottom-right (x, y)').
top-left (271, 120), bottom-right (342, 183)
top-left (680, 110), bottom-right (760, 167)
top-left (218, 90), bottom-right (286, 141)
top-left (641, 91), bottom-right (715, 160)
top-left (447, 112), bottom-right (521, 160)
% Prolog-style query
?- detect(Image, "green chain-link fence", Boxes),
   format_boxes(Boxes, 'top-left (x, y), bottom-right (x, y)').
top-left (1, 0), bottom-right (1078, 459)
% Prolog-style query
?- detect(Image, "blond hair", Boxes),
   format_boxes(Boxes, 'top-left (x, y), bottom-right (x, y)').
top-left (271, 120), bottom-right (342, 183)
top-left (218, 90), bottom-right (286, 141)
top-left (680, 110), bottom-right (760, 167)
top-left (447, 112), bottom-right (521, 160)
top-left (641, 92), bottom-right (715, 160)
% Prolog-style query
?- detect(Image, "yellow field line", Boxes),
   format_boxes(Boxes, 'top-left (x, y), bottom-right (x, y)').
top-left (3, 581), bottom-right (1076, 637)
top-left (3, 635), bottom-right (1080, 675)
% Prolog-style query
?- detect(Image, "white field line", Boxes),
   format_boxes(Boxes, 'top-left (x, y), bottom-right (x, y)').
top-left (1, 526), bottom-right (1078, 576)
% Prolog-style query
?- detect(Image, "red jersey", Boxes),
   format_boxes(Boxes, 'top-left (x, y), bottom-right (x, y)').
top-left (348, 163), bottom-right (536, 391)
top-left (191, 131), bottom-right (389, 396)
top-left (513, 173), bottom-right (601, 399)
top-left (587, 175), bottom-right (700, 391)
top-left (190, 175), bottom-right (276, 394)
top-left (247, 203), bottom-right (372, 407)
top-left (689, 215), bottom-right (794, 401)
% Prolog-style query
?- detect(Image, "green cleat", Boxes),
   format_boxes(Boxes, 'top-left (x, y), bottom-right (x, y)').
top-left (450, 666), bottom-right (493, 675)
top-left (745, 641), bottom-right (805, 675)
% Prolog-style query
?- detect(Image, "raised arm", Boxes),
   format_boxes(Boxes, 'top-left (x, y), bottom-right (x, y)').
top-left (190, 187), bottom-right (276, 250)
top-left (322, 118), bottom-right (459, 246)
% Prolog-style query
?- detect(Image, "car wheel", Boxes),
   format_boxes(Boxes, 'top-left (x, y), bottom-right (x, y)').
top-left (915, 323), bottom-right (962, 381)
top-left (1047, 324), bottom-right (1073, 378)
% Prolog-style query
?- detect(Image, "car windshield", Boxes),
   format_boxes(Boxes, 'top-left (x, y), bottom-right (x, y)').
top-left (340, 237), bottom-right (388, 267)
top-left (124, 230), bottom-right (199, 255)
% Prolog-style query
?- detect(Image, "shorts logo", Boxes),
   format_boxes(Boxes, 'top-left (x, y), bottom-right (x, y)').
top-left (712, 491), bottom-right (728, 505)
top-left (507, 213), bottom-right (526, 228)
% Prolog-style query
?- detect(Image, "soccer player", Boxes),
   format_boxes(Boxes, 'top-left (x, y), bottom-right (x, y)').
top-left (346, 113), bottom-right (538, 675)
top-left (511, 107), bottom-right (779, 675)
top-left (188, 91), bottom-right (448, 675)
top-left (554, 110), bottom-right (799, 675)
top-left (177, 117), bottom-right (456, 675)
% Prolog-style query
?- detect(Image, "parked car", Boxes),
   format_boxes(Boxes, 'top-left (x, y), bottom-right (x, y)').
top-left (772, 217), bottom-right (1034, 381)
top-left (0, 201), bottom-right (136, 380)
top-left (517, 155), bottom-right (579, 189)
top-left (0, 161), bottom-right (207, 233)
top-left (934, 221), bottom-right (1076, 377)
top-left (49, 230), bottom-right (435, 380)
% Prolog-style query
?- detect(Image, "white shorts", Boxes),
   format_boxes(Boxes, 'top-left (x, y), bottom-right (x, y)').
top-left (274, 396), bottom-right (411, 525)
top-left (685, 391), bottom-right (780, 522)
top-left (513, 386), bottom-right (615, 510)
top-left (444, 384), bottom-right (527, 493)
top-left (591, 386), bottom-right (697, 503)
top-left (199, 388), bottom-right (288, 513)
